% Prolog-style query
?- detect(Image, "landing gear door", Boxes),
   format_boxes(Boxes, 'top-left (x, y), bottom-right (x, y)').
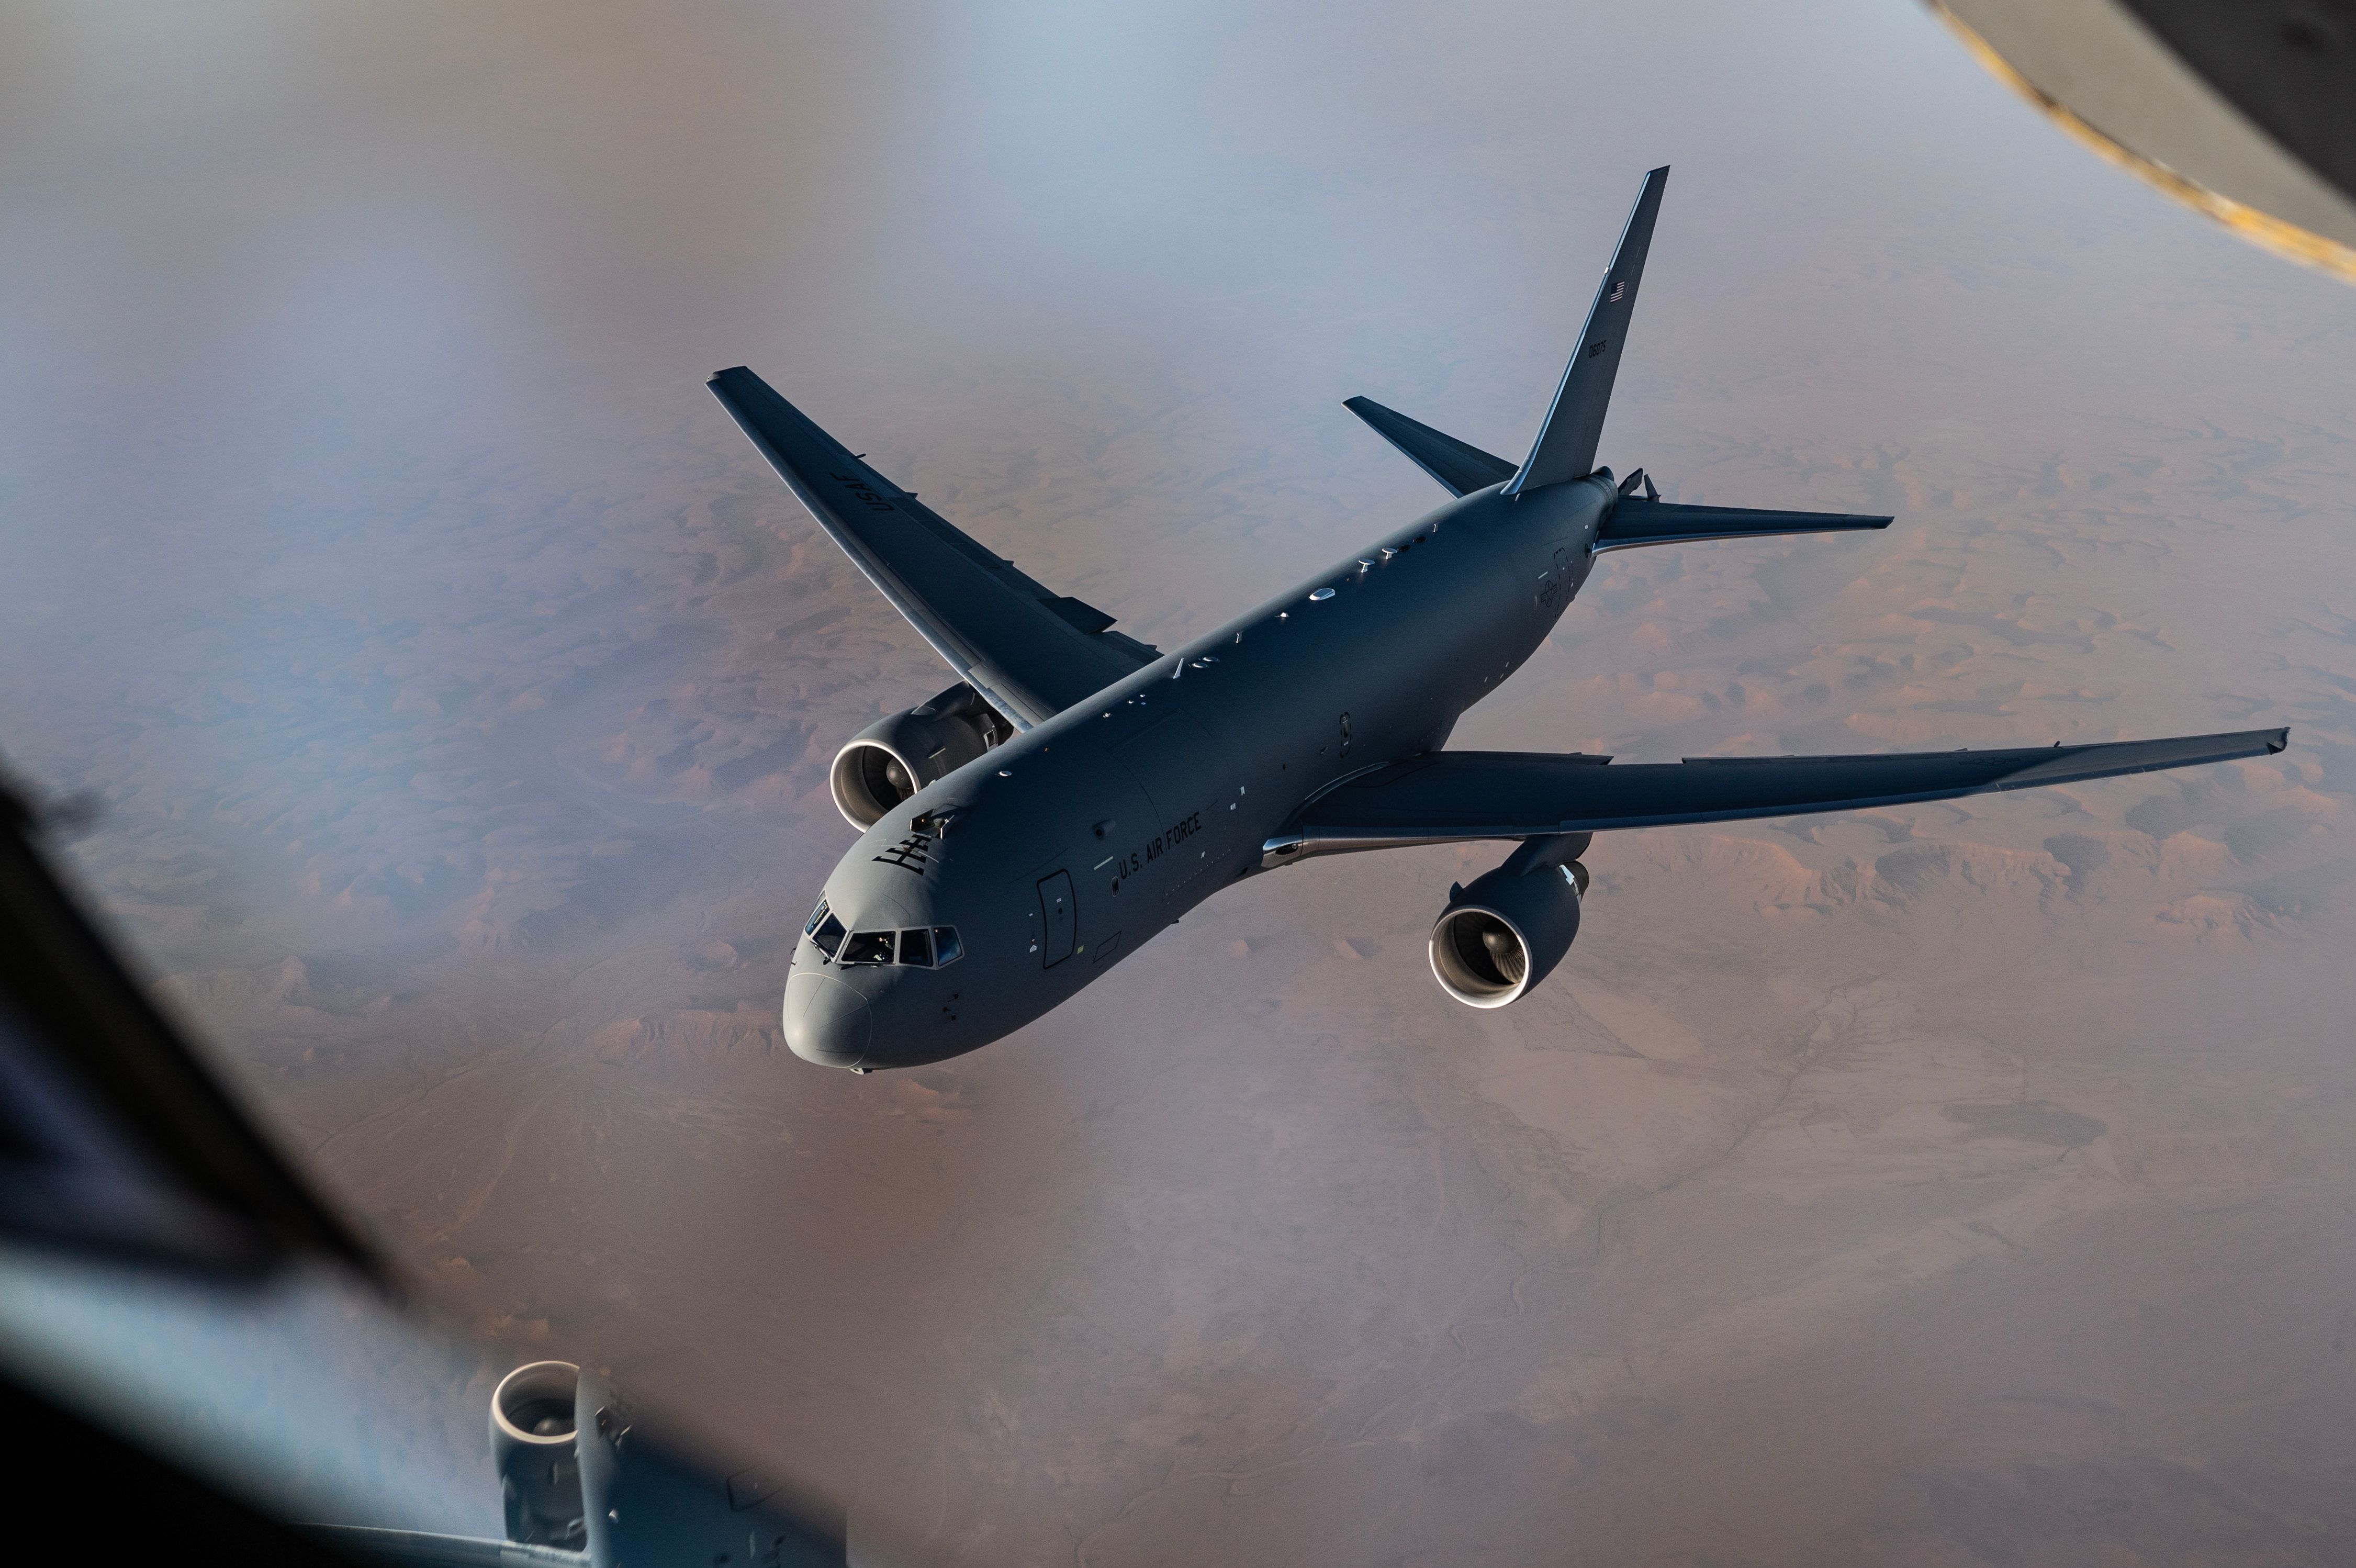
top-left (1036, 871), bottom-right (1076, 967)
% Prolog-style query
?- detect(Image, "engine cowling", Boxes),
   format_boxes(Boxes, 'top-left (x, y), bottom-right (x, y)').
top-left (491, 1360), bottom-right (588, 1549)
top-left (483, 1360), bottom-right (847, 1567)
top-left (829, 681), bottom-right (1011, 828)
top-left (1429, 856), bottom-right (1585, 1009)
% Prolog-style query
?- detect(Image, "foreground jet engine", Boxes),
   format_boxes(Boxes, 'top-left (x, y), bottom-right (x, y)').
top-left (464, 1360), bottom-right (842, 1568)
top-left (1430, 835), bottom-right (1591, 1008)
top-left (829, 681), bottom-right (1010, 827)
top-left (492, 1361), bottom-right (590, 1548)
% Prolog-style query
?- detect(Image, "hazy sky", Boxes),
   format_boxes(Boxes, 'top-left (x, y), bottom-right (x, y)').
top-left (7, 3), bottom-right (2356, 1564)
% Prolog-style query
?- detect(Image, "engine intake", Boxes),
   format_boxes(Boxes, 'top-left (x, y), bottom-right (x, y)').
top-left (1429, 840), bottom-right (1587, 1009)
top-left (491, 1360), bottom-right (587, 1549)
top-left (829, 681), bottom-right (1011, 828)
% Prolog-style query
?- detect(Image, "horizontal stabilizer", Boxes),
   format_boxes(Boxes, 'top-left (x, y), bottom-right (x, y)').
top-left (1505, 166), bottom-right (1669, 496)
top-left (1343, 397), bottom-right (1517, 497)
top-left (1266, 729), bottom-right (2287, 860)
top-left (1596, 498), bottom-right (1893, 552)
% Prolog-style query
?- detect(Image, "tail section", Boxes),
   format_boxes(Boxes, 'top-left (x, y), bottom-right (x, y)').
top-left (1504, 165), bottom-right (1669, 496)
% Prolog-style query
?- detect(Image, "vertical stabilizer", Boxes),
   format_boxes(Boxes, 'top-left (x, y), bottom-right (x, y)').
top-left (1503, 166), bottom-right (1668, 496)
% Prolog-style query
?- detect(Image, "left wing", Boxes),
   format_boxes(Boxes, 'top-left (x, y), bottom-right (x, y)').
top-left (1264, 729), bottom-right (2287, 860)
top-left (709, 367), bottom-right (1158, 729)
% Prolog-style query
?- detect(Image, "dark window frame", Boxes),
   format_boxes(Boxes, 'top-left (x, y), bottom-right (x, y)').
top-left (839, 930), bottom-right (896, 966)
top-left (810, 913), bottom-right (846, 958)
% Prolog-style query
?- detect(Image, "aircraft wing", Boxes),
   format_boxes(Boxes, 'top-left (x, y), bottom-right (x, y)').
top-left (1265, 729), bottom-right (2288, 859)
top-left (709, 367), bottom-right (1158, 729)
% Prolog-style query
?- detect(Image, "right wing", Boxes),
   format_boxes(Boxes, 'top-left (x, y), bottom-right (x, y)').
top-left (709, 367), bottom-right (1158, 729)
top-left (1266, 729), bottom-right (2288, 860)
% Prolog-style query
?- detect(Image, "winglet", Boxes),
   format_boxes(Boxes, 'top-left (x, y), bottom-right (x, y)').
top-left (1504, 166), bottom-right (1669, 497)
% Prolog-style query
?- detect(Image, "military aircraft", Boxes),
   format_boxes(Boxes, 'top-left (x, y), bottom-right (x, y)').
top-left (710, 166), bottom-right (2287, 1074)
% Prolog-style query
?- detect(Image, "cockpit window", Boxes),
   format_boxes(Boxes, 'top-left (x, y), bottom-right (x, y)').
top-left (804, 898), bottom-right (830, 937)
top-left (816, 923), bottom-right (960, 966)
top-left (840, 929), bottom-right (896, 965)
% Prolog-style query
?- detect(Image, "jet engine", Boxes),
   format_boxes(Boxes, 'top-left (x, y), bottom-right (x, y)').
top-left (829, 681), bottom-right (1011, 828)
top-left (480, 1360), bottom-right (847, 1567)
top-left (491, 1359), bottom-right (588, 1549)
top-left (1428, 837), bottom-right (1590, 1008)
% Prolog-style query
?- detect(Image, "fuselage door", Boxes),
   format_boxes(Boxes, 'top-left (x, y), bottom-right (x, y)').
top-left (1036, 871), bottom-right (1076, 967)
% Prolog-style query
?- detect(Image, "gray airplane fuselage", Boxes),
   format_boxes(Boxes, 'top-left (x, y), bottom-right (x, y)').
top-left (782, 475), bottom-right (1613, 1069)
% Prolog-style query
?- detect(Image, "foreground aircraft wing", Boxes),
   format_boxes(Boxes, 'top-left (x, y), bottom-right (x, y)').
top-left (709, 367), bottom-right (1158, 729)
top-left (1267, 729), bottom-right (2288, 857)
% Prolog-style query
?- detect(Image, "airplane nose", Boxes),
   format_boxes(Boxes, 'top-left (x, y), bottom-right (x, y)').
top-left (781, 971), bottom-right (872, 1069)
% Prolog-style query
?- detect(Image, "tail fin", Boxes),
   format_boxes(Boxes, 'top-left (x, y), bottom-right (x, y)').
top-left (1504, 166), bottom-right (1669, 496)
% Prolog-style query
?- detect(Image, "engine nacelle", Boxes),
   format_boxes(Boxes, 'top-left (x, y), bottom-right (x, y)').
top-left (491, 1360), bottom-right (587, 1549)
top-left (483, 1360), bottom-right (845, 1568)
top-left (829, 681), bottom-right (1011, 828)
top-left (1429, 853), bottom-right (1585, 1009)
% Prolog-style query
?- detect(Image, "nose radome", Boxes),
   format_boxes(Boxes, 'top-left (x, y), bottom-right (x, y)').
top-left (781, 971), bottom-right (872, 1069)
